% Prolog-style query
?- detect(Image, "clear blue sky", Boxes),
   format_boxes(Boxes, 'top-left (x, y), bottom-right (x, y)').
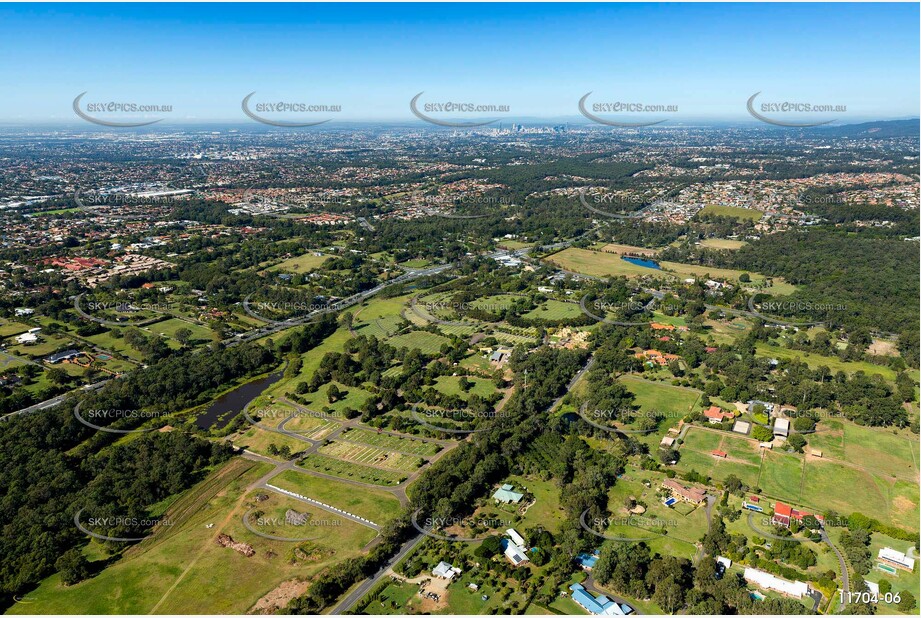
top-left (0, 3), bottom-right (917, 123)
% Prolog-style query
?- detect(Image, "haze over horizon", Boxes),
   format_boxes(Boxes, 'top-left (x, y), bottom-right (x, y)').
top-left (0, 3), bottom-right (918, 125)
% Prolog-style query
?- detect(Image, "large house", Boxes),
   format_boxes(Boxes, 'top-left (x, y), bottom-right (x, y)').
top-left (771, 501), bottom-right (824, 528)
top-left (704, 406), bottom-right (734, 423)
top-left (743, 567), bottom-right (810, 599)
top-left (878, 548), bottom-right (915, 572)
top-left (492, 484), bottom-right (524, 504)
top-left (662, 479), bottom-right (707, 504)
top-left (569, 584), bottom-right (633, 616)
top-left (432, 561), bottom-right (461, 580)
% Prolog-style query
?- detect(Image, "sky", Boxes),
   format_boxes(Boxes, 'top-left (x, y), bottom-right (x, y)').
top-left (0, 3), bottom-right (918, 125)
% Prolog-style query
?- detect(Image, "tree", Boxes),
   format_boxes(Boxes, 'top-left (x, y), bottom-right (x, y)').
top-left (897, 591), bottom-right (916, 612)
top-left (55, 548), bottom-right (90, 586)
top-left (786, 433), bottom-right (807, 453)
top-left (751, 425), bottom-right (774, 442)
top-left (174, 327), bottom-right (193, 346)
top-left (327, 383), bottom-right (341, 403)
top-left (47, 368), bottom-right (69, 385)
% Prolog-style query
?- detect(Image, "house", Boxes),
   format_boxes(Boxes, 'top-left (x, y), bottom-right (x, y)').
top-left (732, 420), bottom-right (751, 435)
top-left (743, 567), bottom-right (809, 599)
top-left (635, 349), bottom-right (681, 367)
top-left (711, 450), bottom-right (727, 458)
top-left (432, 561), bottom-right (461, 580)
top-left (492, 484), bottom-right (524, 504)
top-left (569, 583), bottom-right (633, 616)
top-left (662, 479), bottom-right (707, 504)
top-left (506, 528), bottom-right (526, 548)
top-left (704, 406), bottom-right (734, 423)
top-left (503, 539), bottom-right (529, 566)
top-left (773, 418), bottom-right (790, 438)
top-left (15, 332), bottom-right (38, 345)
top-left (878, 548), bottom-right (915, 572)
top-left (45, 349), bottom-right (82, 364)
top-left (576, 552), bottom-right (599, 570)
top-left (748, 400), bottom-right (775, 415)
top-left (660, 435), bottom-right (676, 448)
top-left (771, 501), bottom-right (824, 528)
top-left (14, 307), bottom-right (34, 317)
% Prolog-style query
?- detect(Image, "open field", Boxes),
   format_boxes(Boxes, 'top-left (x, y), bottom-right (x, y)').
top-left (267, 252), bottom-right (330, 272)
top-left (386, 330), bottom-right (451, 354)
top-left (699, 238), bottom-right (748, 250)
top-left (0, 319), bottom-right (31, 337)
top-left (599, 243), bottom-right (660, 255)
top-left (339, 427), bottom-right (442, 456)
top-left (7, 458), bottom-right (373, 614)
top-left (618, 376), bottom-right (702, 446)
top-left (755, 343), bottom-right (899, 381)
top-left (698, 204), bottom-right (763, 221)
top-left (266, 327), bottom-right (352, 398)
top-left (145, 318), bottom-right (214, 344)
top-left (351, 294), bottom-right (412, 338)
top-left (522, 300), bottom-right (582, 321)
top-left (232, 425), bottom-right (310, 459)
top-left (432, 375), bottom-right (497, 399)
top-left (546, 247), bottom-right (768, 284)
top-left (298, 381), bottom-right (374, 416)
top-left (269, 468), bottom-right (402, 524)
top-left (298, 454), bottom-right (407, 486)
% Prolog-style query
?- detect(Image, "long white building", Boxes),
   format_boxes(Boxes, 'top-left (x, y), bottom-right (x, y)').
top-left (743, 567), bottom-right (809, 599)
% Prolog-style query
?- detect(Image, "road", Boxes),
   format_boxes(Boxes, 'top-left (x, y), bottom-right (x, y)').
top-left (821, 528), bottom-right (849, 611)
top-left (327, 532), bottom-right (427, 615)
top-left (1, 379), bottom-right (109, 421)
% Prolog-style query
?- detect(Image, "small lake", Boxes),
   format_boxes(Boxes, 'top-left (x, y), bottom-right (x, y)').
top-left (621, 256), bottom-right (662, 270)
top-left (195, 369), bottom-right (284, 429)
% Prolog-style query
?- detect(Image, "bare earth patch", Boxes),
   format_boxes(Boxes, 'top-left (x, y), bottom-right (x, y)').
top-left (248, 578), bottom-right (311, 614)
top-left (868, 339), bottom-right (900, 357)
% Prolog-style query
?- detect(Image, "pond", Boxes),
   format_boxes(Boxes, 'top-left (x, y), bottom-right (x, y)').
top-left (195, 369), bottom-right (284, 429)
top-left (621, 256), bottom-right (662, 270)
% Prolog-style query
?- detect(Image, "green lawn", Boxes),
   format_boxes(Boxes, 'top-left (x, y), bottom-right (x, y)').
top-left (755, 343), bottom-right (898, 382)
top-left (698, 204), bottom-right (763, 221)
top-left (432, 375), bottom-right (497, 399)
top-left (521, 300), bottom-right (583, 321)
top-left (386, 330), bottom-right (451, 354)
top-left (267, 252), bottom-right (330, 272)
top-left (269, 468), bottom-right (402, 524)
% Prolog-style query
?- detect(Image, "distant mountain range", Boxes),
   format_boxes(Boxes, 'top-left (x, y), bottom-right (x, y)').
top-left (814, 118), bottom-right (920, 138)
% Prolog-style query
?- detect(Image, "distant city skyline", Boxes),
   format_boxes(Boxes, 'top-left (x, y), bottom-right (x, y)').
top-left (0, 3), bottom-right (917, 124)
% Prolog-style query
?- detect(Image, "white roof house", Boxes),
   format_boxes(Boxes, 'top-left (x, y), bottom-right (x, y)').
top-left (716, 556), bottom-right (732, 569)
top-left (504, 542), bottom-right (529, 566)
top-left (15, 332), bottom-right (38, 344)
top-left (506, 528), bottom-right (526, 548)
top-left (878, 547), bottom-right (915, 571)
top-left (743, 567), bottom-right (809, 599)
top-left (432, 561), bottom-right (461, 579)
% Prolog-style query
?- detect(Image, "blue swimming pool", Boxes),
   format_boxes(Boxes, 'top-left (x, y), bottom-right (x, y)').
top-left (621, 256), bottom-right (661, 270)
